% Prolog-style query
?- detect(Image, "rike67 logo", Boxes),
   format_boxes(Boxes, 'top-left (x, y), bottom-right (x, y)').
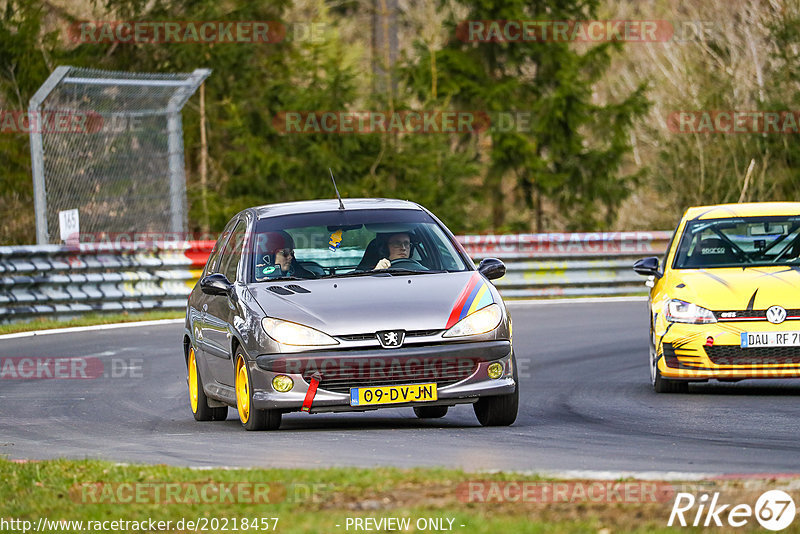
top-left (669, 490), bottom-right (796, 530)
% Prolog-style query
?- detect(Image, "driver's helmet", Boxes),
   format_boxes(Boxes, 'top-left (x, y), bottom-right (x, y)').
top-left (255, 230), bottom-right (294, 278)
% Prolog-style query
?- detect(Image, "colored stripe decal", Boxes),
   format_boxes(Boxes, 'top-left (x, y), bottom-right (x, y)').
top-left (467, 282), bottom-right (493, 315)
top-left (445, 273), bottom-right (496, 329)
top-left (466, 284), bottom-right (490, 316)
top-left (445, 273), bottom-right (480, 329)
top-left (459, 280), bottom-right (484, 321)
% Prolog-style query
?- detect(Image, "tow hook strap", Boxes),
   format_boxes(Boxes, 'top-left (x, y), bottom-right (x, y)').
top-left (301, 372), bottom-right (322, 413)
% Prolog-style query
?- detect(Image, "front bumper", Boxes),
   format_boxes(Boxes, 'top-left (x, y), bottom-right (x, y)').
top-left (657, 321), bottom-right (800, 380)
top-left (248, 340), bottom-right (516, 412)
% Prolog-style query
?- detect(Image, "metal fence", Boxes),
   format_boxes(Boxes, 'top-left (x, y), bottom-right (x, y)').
top-left (29, 66), bottom-right (210, 245)
top-left (0, 232), bottom-right (671, 323)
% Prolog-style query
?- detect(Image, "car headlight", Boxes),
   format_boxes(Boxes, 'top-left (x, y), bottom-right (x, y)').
top-left (443, 303), bottom-right (503, 337)
top-left (261, 318), bottom-right (339, 346)
top-left (664, 299), bottom-right (717, 324)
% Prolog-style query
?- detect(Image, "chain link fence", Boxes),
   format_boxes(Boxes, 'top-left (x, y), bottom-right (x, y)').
top-left (29, 66), bottom-right (210, 244)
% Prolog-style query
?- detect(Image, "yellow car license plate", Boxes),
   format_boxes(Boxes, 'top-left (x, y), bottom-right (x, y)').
top-left (350, 383), bottom-right (437, 406)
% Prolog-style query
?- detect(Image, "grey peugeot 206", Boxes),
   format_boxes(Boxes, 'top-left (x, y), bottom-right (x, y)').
top-left (183, 198), bottom-right (518, 430)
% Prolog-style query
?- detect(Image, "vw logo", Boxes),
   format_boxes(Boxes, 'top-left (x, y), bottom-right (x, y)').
top-left (766, 305), bottom-right (787, 324)
top-left (376, 330), bottom-right (405, 349)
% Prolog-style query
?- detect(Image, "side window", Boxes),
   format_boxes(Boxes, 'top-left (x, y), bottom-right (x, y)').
top-left (204, 227), bottom-right (232, 276)
top-left (218, 222), bottom-right (246, 282)
top-left (663, 223), bottom-right (679, 269)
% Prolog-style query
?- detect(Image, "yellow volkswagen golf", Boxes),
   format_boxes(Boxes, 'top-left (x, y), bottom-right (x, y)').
top-left (634, 202), bottom-right (800, 392)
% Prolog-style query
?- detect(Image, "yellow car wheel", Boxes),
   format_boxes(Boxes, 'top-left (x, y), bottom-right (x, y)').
top-left (188, 347), bottom-right (228, 421)
top-left (235, 353), bottom-right (281, 431)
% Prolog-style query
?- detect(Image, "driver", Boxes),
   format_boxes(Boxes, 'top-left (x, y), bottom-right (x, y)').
top-left (255, 231), bottom-right (316, 280)
top-left (374, 232), bottom-right (413, 270)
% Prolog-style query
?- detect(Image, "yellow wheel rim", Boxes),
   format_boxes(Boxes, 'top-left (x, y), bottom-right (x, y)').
top-left (188, 348), bottom-right (199, 414)
top-left (236, 359), bottom-right (250, 424)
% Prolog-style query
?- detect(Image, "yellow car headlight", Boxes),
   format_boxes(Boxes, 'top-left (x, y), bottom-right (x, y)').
top-left (262, 318), bottom-right (339, 346)
top-left (443, 303), bottom-right (503, 338)
top-left (665, 299), bottom-right (717, 324)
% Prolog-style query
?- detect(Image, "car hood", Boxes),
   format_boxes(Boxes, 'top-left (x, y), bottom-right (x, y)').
top-left (669, 266), bottom-right (800, 310)
top-left (247, 271), bottom-right (496, 335)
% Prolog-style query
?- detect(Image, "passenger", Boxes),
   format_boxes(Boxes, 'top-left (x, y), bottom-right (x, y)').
top-left (255, 231), bottom-right (316, 280)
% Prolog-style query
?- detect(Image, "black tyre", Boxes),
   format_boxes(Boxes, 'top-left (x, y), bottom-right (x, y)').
top-left (235, 354), bottom-right (281, 431)
top-left (413, 405), bottom-right (448, 419)
top-left (473, 356), bottom-right (519, 427)
top-left (651, 347), bottom-right (689, 393)
top-left (653, 367), bottom-right (689, 393)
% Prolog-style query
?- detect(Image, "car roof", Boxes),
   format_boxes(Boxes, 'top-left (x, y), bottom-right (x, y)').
top-left (253, 198), bottom-right (424, 219)
top-left (684, 202), bottom-right (800, 220)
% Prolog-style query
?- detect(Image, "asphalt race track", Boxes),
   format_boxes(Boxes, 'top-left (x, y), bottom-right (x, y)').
top-left (2, 300), bottom-right (799, 475)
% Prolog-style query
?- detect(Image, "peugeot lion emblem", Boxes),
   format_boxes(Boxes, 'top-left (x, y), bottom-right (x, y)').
top-left (377, 330), bottom-right (405, 348)
top-left (766, 305), bottom-right (787, 324)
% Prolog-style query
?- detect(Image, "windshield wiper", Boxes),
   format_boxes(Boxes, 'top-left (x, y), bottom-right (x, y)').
top-left (321, 270), bottom-right (391, 279)
top-left (321, 268), bottom-right (445, 278)
top-left (256, 275), bottom-right (303, 282)
top-left (384, 268), bottom-right (445, 275)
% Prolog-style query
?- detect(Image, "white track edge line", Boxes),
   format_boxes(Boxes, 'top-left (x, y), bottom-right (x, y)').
top-left (0, 318), bottom-right (184, 340)
top-left (0, 296), bottom-right (646, 340)
top-left (506, 296), bottom-right (647, 306)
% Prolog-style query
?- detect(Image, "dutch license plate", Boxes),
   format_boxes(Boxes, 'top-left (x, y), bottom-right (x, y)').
top-left (350, 383), bottom-right (437, 406)
top-left (740, 331), bottom-right (800, 348)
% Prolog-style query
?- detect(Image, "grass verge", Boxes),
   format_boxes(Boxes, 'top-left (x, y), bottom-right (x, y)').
top-left (0, 311), bottom-right (183, 336)
top-left (1, 459), bottom-right (797, 533)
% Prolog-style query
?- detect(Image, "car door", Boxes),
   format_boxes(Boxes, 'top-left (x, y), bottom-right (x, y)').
top-left (204, 219), bottom-right (246, 387)
top-left (193, 223), bottom-right (232, 369)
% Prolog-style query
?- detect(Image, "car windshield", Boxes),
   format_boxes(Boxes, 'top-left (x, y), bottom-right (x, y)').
top-left (249, 209), bottom-right (471, 282)
top-left (673, 215), bottom-right (800, 269)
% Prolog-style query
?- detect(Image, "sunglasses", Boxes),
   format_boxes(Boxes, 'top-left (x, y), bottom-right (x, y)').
top-left (275, 248), bottom-right (294, 256)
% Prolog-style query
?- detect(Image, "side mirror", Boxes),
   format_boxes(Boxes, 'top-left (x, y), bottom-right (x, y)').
top-left (200, 273), bottom-right (233, 296)
top-left (633, 257), bottom-right (662, 278)
top-left (478, 258), bottom-right (506, 280)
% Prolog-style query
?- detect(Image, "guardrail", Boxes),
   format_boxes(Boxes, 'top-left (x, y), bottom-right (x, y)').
top-left (460, 231), bottom-right (672, 298)
top-left (0, 241), bottom-right (213, 323)
top-left (0, 232), bottom-right (671, 323)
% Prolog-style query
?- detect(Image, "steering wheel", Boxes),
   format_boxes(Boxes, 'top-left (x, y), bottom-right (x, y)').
top-left (390, 258), bottom-right (427, 270)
